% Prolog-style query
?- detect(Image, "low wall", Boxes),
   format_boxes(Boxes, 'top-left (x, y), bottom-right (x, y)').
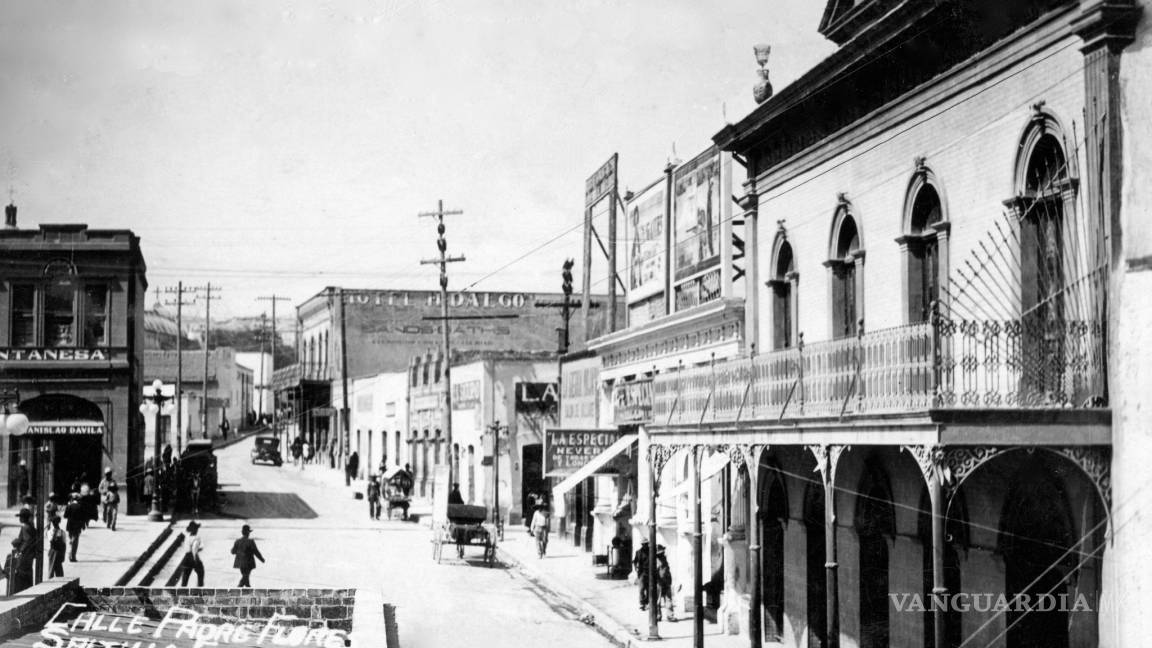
top-left (0, 578), bottom-right (83, 638)
top-left (83, 587), bottom-right (357, 632)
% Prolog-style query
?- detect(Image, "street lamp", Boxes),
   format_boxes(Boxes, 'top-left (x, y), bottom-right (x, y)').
top-left (489, 421), bottom-right (508, 541)
top-left (139, 379), bottom-right (171, 521)
top-left (0, 394), bottom-right (31, 589)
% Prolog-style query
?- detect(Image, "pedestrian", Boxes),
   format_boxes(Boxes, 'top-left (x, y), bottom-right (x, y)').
top-left (63, 493), bottom-right (85, 562)
top-left (20, 495), bottom-right (34, 513)
top-left (79, 476), bottom-right (98, 526)
top-left (9, 509), bottom-right (36, 593)
top-left (529, 504), bottom-right (551, 559)
top-left (230, 524), bottom-right (265, 587)
top-left (345, 450), bottom-right (360, 486)
top-left (218, 418), bottom-right (230, 439)
top-left (291, 437), bottom-right (302, 467)
top-left (98, 467), bottom-right (119, 530)
top-left (367, 475), bottom-right (381, 520)
top-left (16, 460), bottom-right (29, 500)
top-left (162, 444), bottom-right (174, 470)
top-left (142, 468), bottom-right (156, 507)
top-left (46, 515), bottom-right (65, 578)
top-left (45, 492), bottom-right (59, 520)
top-left (179, 521), bottom-right (205, 587)
top-left (633, 540), bottom-right (651, 611)
top-left (301, 441), bottom-right (312, 470)
top-left (448, 483), bottom-right (464, 505)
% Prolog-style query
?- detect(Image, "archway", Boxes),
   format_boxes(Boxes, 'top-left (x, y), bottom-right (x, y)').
top-left (1000, 456), bottom-right (1076, 648)
top-left (759, 469), bottom-right (787, 641)
top-left (16, 394), bottom-right (105, 502)
top-left (804, 481), bottom-right (828, 648)
top-left (855, 461), bottom-right (895, 648)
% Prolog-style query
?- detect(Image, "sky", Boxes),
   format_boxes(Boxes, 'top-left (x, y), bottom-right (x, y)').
top-left (0, 0), bottom-right (835, 321)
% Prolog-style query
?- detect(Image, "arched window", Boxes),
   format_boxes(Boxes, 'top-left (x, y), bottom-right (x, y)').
top-left (1012, 113), bottom-right (1077, 401)
top-left (900, 166), bottom-right (950, 323)
top-left (768, 226), bottom-right (798, 350)
top-left (827, 201), bottom-right (863, 338)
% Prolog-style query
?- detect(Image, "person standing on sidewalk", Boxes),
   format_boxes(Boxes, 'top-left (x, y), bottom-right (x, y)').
top-left (345, 450), bottom-right (359, 486)
top-left (63, 493), bottom-right (85, 562)
top-left (366, 476), bottom-right (381, 520)
top-left (230, 524), bottom-right (264, 587)
top-left (9, 509), bottom-right (37, 592)
top-left (98, 468), bottom-right (119, 530)
top-left (46, 515), bottom-right (65, 577)
top-left (179, 521), bottom-right (205, 586)
top-left (529, 504), bottom-right (551, 559)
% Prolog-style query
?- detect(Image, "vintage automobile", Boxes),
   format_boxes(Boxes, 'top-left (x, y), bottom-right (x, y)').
top-left (250, 436), bottom-right (283, 466)
top-left (178, 439), bottom-right (219, 512)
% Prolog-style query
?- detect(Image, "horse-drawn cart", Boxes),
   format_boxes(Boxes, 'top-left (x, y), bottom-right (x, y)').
top-left (382, 467), bottom-right (413, 520)
top-left (432, 503), bottom-right (496, 566)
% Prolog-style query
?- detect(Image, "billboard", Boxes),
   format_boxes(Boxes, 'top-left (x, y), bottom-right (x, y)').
top-left (560, 355), bottom-right (600, 427)
top-left (672, 147), bottom-right (722, 281)
top-left (626, 178), bottom-right (666, 304)
top-left (337, 290), bottom-right (600, 378)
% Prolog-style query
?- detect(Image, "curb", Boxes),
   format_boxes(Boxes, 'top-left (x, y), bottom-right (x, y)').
top-left (496, 545), bottom-right (643, 648)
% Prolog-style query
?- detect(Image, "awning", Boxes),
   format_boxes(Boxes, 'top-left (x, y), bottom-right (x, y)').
top-left (20, 420), bottom-right (106, 437)
top-left (659, 451), bottom-right (730, 501)
top-left (551, 434), bottom-right (638, 500)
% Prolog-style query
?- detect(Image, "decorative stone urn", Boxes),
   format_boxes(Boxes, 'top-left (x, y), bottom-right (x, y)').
top-left (753, 44), bottom-right (773, 103)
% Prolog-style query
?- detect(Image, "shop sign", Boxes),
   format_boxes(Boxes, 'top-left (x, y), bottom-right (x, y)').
top-left (515, 382), bottom-right (558, 415)
top-left (452, 380), bottom-right (480, 410)
top-left (545, 428), bottom-right (623, 475)
top-left (561, 360), bottom-right (599, 427)
top-left (26, 422), bottom-right (105, 436)
top-left (612, 379), bottom-right (652, 424)
top-left (0, 348), bottom-right (116, 361)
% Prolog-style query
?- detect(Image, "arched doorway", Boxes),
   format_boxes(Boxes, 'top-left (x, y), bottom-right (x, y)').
top-left (759, 470), bottom-right (787, 641)
top-left (16, 394), bottom-right (105, 501)
top-left (804, 482), bottom-right (828, 648)
top-left (1001, 457), bottom-right (1076, 648)
top-left (856, 462), bottom-right (895, 648)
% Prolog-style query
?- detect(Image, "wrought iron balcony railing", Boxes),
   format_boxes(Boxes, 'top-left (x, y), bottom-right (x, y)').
top-left (653, 316), bottom-right (1106, 425)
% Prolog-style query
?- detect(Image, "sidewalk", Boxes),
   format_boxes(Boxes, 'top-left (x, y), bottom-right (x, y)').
top-left (496, 530), bottom-right (746, 648)
top-left (0, 512), bottom-right (171, 588)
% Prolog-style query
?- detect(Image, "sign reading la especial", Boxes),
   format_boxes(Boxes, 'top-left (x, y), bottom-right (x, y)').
top-left (613, 379), bottom-right (653, 424)
top-left (0, 348), bottom-right (115, 361)
top-left (545, 429), bottom-right (623, 475)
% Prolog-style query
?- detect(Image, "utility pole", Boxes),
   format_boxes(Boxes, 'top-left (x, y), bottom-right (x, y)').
top-left (257, 295), bottom-right (292, 446)
top-left (533, 259), bottom-right (599, 354)
top-left (198, 283), bottom-right (221, 439)
top-left (257, 312), bottom-right (267, 419)
top-left (336, 287), bottom-right (352, 484)
top-left (162, 282), bottom-right (198, 453)
top-left (418, 200), bottom-right (465, 489)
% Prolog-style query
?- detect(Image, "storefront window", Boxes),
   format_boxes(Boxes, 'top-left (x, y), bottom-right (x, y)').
top-left (44, 282), bottom-right (75, 347)
top-left (11, 285), bottom-right (36, 347)
top-left (84, 284), bottom-right (109, 346)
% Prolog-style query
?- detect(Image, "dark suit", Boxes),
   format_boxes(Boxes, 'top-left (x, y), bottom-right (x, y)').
top-left (231, 536), bottom-right (264, 587)
top-left (63, 502), bottom-right (85, 561)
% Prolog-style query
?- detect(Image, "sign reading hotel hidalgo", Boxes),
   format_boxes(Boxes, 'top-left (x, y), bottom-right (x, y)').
top-left (545, 429), bottom-right (624, 476)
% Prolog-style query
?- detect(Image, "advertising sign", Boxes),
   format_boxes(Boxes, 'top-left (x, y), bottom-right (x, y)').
top-left (585, 154), bottom-right (619, 208)
top-left (515, 382), bottom-right (559, 415)
top-left (612, 379), bottom-right (653, 424)
top-left (560, 356), bottom-right (600, 427)
top-left (673, 147), bottom-right (722, 281)
top-left (452, 380), bottom-right (480, 410)
top-left (626, 178), bottom-right (666, 303)
top-left (544, 428), bottom-right (623, 476)
top-left (0, 348), bottom-right (119, 362)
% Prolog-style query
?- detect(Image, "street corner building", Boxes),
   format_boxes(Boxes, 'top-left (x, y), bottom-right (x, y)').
top-left (0, 204), bottom-right (148, 513)
top-left (552, 0), bottom-right (1151, 647)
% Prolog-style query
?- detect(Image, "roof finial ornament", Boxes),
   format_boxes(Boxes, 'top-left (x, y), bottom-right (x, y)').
top-left (753, 44), bottom-right (773, 104)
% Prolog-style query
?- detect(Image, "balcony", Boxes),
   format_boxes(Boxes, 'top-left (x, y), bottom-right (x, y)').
top-left (652, 316), bottom-right (1107, 425)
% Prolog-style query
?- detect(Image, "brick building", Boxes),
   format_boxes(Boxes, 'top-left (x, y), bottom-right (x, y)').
top-left (0, 204), bottom-right (148, 513)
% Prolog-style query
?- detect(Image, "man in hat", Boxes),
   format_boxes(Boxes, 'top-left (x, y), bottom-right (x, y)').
top-left (63, 493), bottom-right (85, 562)
top-left (9, 509), bottom-right (37, 592)
top-left (179, 521), bottom-right (205, 586)
top-left (98, 467), bottom-right (119, 530)
top-left (46, 515), bottom-right (66, 578)
top-left (230, 524), bottom-right (265, 587)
